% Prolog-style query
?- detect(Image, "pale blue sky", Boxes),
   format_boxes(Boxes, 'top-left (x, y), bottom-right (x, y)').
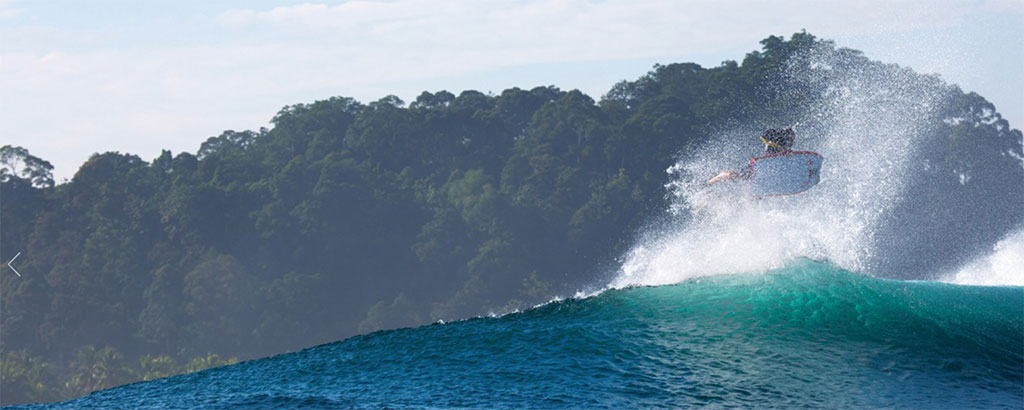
top-left (2, 0), bottom-right (1021, 182)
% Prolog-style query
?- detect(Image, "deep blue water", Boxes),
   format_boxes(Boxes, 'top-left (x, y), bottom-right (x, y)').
top-left (16, 260), bottom-right (1023, 409)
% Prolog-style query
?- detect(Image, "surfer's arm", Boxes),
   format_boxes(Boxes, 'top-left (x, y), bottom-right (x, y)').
top-left (707, 170), bottom-right (736, 185)
top-left (707, 168), bottom-right (751, 185)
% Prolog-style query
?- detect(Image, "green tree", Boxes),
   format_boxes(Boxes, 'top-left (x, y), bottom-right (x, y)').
top-left (0, 349), bottom-right (58, 405)
top-left (138, 265), bottom-right (184, 353)
top-left (182, 255), bottom-right (260, 356)
top-left (65, 346), bottom-right (131, 397)
top-left (184, 353), bottom-right (237, 373)
top-left (0, 145), bottom-right (55, 188)
top-left (135, 355), bottom-right (180, 381)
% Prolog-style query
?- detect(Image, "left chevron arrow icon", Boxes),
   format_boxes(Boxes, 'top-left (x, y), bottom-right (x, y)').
top-left (7, 252), bottom-right (22, 277)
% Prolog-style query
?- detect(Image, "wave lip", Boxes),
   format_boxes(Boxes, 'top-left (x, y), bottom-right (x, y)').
top-left (23, 260), bottom-right (1023, 410)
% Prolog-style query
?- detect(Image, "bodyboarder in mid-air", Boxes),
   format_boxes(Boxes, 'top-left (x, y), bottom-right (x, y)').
top-left (707, 127), bottom-right (796, 185)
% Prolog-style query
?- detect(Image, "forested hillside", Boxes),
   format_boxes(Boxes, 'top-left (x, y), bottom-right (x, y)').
top-left (2, 32), bottom-right (1021, 405)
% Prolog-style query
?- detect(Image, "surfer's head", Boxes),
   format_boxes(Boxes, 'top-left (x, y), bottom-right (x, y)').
top-left (761, 127), bottom-right (795, 153)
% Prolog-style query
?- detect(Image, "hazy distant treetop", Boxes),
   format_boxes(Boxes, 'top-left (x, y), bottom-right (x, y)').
top-left (1, 145), bottom-right (54, 188)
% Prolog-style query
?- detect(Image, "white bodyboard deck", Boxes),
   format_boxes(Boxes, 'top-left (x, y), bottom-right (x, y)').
top-left (749, 151), bottom-right (823, 197)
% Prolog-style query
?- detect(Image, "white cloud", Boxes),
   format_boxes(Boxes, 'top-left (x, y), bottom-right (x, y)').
top-left (982, 0), bottom-right (1024, 14)
top-left (0, 0), bottom-right (19, 20)
top-left (207, 0), bottom-right (980, 96)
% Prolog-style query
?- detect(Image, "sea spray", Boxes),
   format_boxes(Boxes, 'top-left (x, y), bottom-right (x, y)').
top-left (610, 42), bottom-right (1012, 288)
top-left (946, 227), bottom-right (1024, 286)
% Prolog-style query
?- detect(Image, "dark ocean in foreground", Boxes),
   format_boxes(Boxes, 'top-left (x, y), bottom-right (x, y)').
top-left (14, 260), bottom-right (1022, 409)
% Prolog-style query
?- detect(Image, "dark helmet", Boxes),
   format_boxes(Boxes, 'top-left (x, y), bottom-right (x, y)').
top-left (760, 127), bottom-right (795, 153)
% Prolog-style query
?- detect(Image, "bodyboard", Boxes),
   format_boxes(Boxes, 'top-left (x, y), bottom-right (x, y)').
top-left (749, 151), bottom-right (823, 197)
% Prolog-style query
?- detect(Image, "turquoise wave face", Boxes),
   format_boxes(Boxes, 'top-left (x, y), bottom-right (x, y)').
top-left (23, 260), bottom-right (1023, 409)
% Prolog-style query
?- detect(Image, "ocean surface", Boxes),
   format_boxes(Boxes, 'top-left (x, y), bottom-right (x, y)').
top-left (17, 259), bottom-right (1023, 409)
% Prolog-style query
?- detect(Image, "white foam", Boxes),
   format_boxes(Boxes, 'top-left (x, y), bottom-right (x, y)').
top-left (945, 228), bottom-right (1024, 287)
top-left (611, 45), bottom-right (950, 288)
